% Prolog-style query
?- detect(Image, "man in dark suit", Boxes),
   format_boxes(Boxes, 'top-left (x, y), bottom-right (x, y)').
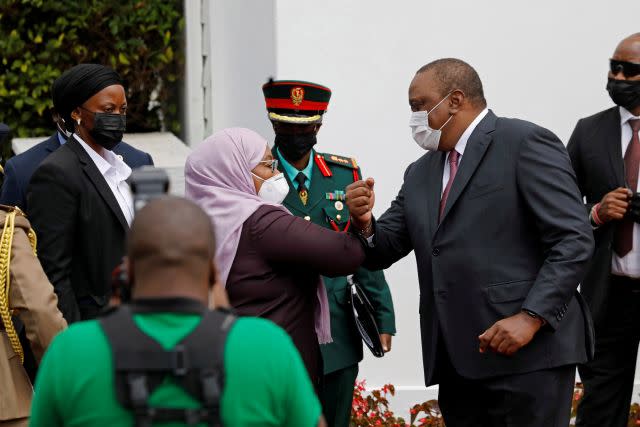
top-left (1, 111), bottom-right (152, 212)
top-left (346, 58), bottom-right (595, 427)
top-left (26, 64), bottom-right (150, 323)
top-left (568, 33), bottom-right (640, 427)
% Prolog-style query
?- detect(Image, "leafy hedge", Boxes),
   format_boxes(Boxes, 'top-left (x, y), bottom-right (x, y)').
top-left (0, 0), bottom-right (184, 147)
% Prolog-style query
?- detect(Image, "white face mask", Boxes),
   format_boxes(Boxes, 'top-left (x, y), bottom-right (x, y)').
top-left (409, 93), bottom-right (454, 151)
top-left (252, 172), bottom-right (290, 204)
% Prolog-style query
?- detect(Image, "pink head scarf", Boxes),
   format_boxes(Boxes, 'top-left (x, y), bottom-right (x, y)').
top-left (184, 128), bottom-right (332, 343)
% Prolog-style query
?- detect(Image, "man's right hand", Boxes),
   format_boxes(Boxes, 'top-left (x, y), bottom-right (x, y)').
top-left (346, 178), bottom-right (375, 231)
top-left (597, 187), bottom-right (632, 223)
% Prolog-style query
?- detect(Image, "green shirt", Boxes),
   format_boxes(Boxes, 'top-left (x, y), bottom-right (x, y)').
top-left (30, 314), bottom-right (321, 427)
top-left (277, 147), bottom-right (314, 190)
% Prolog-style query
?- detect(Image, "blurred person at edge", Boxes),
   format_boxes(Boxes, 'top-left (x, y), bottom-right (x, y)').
top-left (185, 128), bottom-right (365, 391)
top-left (0, 205), bottom-right (66, 427)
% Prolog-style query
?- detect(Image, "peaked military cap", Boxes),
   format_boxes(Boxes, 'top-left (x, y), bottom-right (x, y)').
top-left (262, 79), bottom-right (331, 124)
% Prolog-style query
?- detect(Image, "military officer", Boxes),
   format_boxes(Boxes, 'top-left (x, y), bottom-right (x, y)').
top-left (262, 79), bottom-right (396, 427)
top-left (0, 205), bottom-right (66, 426)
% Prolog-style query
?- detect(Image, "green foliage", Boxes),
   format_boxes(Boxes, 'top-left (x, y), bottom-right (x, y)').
top-left (0, 0), bottom-right (184, 144)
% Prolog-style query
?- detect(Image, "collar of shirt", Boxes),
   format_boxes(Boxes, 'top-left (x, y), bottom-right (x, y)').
top-left (74, 134), bottom-right (132, 182)
top-left (57, 132), bottom-right (67, 145)
top-left (620, 106), bottom-right (640, 126)
top-left (276, 146), bottom-right (314, 190)
top-left (449, 107), bottom-right (489, 159)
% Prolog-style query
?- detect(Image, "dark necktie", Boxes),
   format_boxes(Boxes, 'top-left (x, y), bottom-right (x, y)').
top-left (295, 172), bottom-right (309, 205)
top-left (439, 149), bottom-right (459, 221)
top-left (614, 118), bottom-right (640, 257)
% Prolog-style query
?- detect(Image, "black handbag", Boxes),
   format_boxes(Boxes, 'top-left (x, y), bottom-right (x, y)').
top-left (347, 275), bottom-right (385, 358)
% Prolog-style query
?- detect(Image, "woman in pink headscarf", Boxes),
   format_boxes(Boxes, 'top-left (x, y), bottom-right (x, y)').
top-left (185, 128), bottom-right (364, 388)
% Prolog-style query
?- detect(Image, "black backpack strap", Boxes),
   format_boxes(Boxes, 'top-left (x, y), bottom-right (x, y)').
top-left (100, 305), bottom-right (236, 427)
top-left (177, 309), bottom-right (236, 427)
top-left (100, 306), bottom-right (166, 427)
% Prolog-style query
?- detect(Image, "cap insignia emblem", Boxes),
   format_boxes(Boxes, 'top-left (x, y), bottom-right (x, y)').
top-left (291, 87), bottom-right (305, 106)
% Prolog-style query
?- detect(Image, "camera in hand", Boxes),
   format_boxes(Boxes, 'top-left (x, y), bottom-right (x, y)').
top-left (111, 167), bottom-right (170, 303)
top-left (128, 166), bottom-right (170, 212)
top-left (628, 193), bottom-right (640, 224)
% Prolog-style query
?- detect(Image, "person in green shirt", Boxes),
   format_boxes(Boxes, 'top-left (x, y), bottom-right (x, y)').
top-left (30, 196), bottom-right (325, 427)
top-left (261, 80), bottom-right (396, 427)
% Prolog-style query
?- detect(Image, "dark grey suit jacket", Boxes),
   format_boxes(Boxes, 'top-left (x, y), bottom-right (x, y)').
top-left (567, 107), bottom-right (624, 329)
top-left (365, 110), bottom-right (595, 385)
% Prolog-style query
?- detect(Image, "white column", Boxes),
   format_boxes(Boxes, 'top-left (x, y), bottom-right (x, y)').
top-left (183, 0), bottom-right (206, 146)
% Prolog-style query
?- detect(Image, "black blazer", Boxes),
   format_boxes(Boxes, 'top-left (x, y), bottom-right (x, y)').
top-left (365, 110), bottom-right (595, 385)
top-left (567, 106), bottom-right (624, 328)
top-left (26, 137), bottom-right (135, 323)
top-left (1, 133), bottom-right (153, 211)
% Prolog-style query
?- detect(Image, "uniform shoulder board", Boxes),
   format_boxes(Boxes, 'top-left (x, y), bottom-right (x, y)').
top-left (321, 152), bottom-right (359, 170)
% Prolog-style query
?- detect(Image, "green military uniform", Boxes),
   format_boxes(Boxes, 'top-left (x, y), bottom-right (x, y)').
top-left (263, 80), bottom-right (396, 427)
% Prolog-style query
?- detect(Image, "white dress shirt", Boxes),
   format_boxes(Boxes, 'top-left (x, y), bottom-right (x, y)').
top-left (441, 108), bottom-right (489, 195)
top-left (75, 135), bottom-right (134, 226)
top-left (612, 107), bottom-right (640, 278)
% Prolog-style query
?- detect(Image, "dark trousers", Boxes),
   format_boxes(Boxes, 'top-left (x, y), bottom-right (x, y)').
top-left (576, 276), bottom-right (640, 427)
top-left (320, 364), bottom-right (359, 427)
top-left (437, 345), bottom-right (575, 427)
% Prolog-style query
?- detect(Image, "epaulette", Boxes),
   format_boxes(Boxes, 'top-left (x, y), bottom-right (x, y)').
top-left (321, 153), bottom-right (359, 170)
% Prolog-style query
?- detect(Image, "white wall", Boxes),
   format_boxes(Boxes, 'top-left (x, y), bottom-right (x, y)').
top-left (274, 0), bottom-right (640, 413)
top-left (207, 0), bottom-right (276, 142)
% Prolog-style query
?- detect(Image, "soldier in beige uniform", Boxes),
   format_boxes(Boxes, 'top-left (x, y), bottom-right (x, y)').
top-left (0, 206), bottom-right (66, 426)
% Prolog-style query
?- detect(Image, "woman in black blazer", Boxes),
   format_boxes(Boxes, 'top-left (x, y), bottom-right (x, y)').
top-left (27, 64), bottom-right (151, 323)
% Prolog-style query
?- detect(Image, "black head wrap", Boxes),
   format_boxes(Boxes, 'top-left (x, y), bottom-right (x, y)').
top-left (52, 64), bottom-right (123, 132)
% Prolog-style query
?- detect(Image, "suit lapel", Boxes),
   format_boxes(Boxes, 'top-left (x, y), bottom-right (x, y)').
top-left (66, 138), bottom-right (129, 230)
top-left (437, 111), bottom-right (496, 227)
top-left (604, 108), bottom-right (624, 186)
top-left (424, 151), bottom-right (445, 237)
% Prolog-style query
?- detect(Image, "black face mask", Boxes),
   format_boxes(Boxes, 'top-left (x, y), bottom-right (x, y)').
top-left (607, 78), bottom-right (640, 111)
top-left (82, 110), bottom-right (126, 151)
top-left (274, 132), bottom-right (317, 162)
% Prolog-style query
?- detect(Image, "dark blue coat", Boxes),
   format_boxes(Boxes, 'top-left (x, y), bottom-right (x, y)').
top-left (0, 133), bottom-right (153, 210)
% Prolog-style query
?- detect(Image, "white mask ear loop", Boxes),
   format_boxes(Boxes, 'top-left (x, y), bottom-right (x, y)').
top-left (426, 91), bottom-right (453, 124)
top-left (428, 91), bottom-right (451, 114)
top-left (251, 172), bottom-right (265, 182)
top-left (438, 113), bottom-right (454, 131)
